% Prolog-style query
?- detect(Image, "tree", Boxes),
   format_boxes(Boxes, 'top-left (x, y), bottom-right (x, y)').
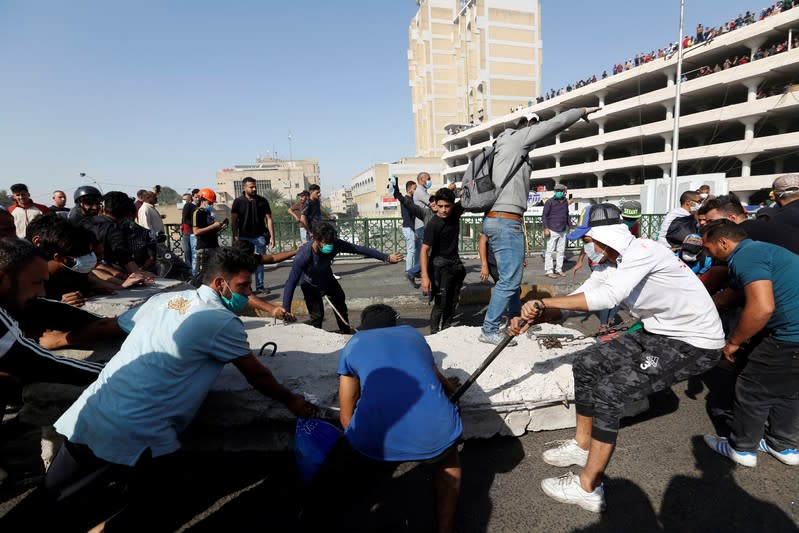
top-left (0, 190), bottom-right (12, 208)
top-left (155, 186), bottom-right (182, 206)
top-left (262, 188), bottom-right (294, 223)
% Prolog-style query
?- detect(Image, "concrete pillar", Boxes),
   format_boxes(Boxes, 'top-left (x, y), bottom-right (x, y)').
top-left (594, 118), bottom-right (606, 136)
top-left (555, 134), bottom-right (561, 145)
top-left (741, 77), bottom-right (764, 102)
top-left (660, 164), bottom-right (671, 179)
top-left (663, 103), bottom-right (674, 120)
top-left (596, 90), bottom-right (607, 108)
top-left (743, 36), bottom-right (767, 60)
top-left (740, 118), bottom-right (758, 141)
top-left (738, 155), bottom-right (754, 177)
top-left (596, 171), bottom-right (605, 188)
top-left (664, 67), bottom-right (677, 87)
top-left (662, 133), bottom-right (672, 152)
top-left (596, 147), bottom-right (605, 162)
top-left (554, 155), bottom-right (561, 168)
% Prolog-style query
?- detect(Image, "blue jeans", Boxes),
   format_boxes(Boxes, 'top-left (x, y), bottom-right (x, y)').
top-left (412, 227), bottom-right (424, 276)
top-left (239, 235), bottom-right (267, 289)
top-left (189, 234), bottom-right (198, 276)
top-left (181, 233), bottom-right (193, 271)
top-left (402, 227), bottom-right (416, 275)
top-left (481, 217), bottom-right (524, 335)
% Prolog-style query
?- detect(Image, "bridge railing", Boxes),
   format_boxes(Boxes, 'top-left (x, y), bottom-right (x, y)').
top-left (163, 214), bottom-right (667, 260)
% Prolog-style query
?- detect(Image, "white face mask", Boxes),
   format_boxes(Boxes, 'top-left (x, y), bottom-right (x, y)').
top-left (65, 252), bottom-right (97, 274)
top-left (583, 242), bottom-right (605, 263)
top-left (689, 202), bottom-right (701, 213)
top-left (699, 193), bottom-right (708, 200)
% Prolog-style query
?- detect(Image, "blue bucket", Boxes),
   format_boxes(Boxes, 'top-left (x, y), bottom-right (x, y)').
top-left (294, 418), bottom-right (342, 483)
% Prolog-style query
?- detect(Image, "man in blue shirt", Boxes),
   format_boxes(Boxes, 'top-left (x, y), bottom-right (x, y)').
top-left (43, 247), bottom-right (316, 531)
top-left (702, 220), bottom-right (799, 467)
top-left (304, 304), bottom-right (463, 533)
top-left (282, 222), bottom-right (401, 333)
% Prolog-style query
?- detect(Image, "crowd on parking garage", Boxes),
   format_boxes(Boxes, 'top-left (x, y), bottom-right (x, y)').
top-left (535, 2), bottom-right (798, 104)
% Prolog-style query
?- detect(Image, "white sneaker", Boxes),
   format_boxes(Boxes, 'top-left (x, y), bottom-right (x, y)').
top-left (704, 435), bottom-right (757, 467)
top-left (541, 471), bottom-right (606, 513)
top-left (542, 439), bottom-right (589, 467)
top-left (333, 273), bottom-right (342, 280)
top-left (759, 439), bottom-right (799, 466)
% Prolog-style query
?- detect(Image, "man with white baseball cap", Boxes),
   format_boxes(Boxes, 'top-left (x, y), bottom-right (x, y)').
top-left (508, 203), bottom-right (724, 513)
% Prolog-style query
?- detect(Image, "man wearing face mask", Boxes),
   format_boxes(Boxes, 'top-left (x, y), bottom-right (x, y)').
top-left (281, 222), bottom-right (402, 333)
top-left (656, 190), bottom-right (702, 248)
top-left (508, 203), bottom-right (724, 513)
top-left (193, 188), bottom-right (227, 277)
top-left (41, 247), bottom-right (317, 531)
top-left (543, 184), bottom-right (571, 278)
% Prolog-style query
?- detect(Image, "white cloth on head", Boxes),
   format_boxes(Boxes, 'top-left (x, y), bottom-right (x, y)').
top-left (581, 224), bottom-right (724, 350)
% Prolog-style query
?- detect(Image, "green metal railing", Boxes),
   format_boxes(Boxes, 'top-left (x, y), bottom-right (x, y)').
top-left (164, 214), bottom-right (667, 259)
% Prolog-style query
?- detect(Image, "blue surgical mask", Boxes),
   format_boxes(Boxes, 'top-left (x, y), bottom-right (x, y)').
top-left (583, 242), bottom-right (605, 263)
top-left (622, 219), bottom-right (636, 229)
top-left (65, 252), bottom-right (97, 274)
top-left (423, 181), bottom-right (432, 189)
top-left (220, 281), bottom-right (248, 313)
top-left (554, 191), bottom-right (565, 200)
top-left (320, 243), bottom-right (334, 254)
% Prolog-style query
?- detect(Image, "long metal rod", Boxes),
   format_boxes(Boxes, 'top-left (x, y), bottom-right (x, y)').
top-left (669, 0), bottom-right (686, 210)
top-left (323, 295), bottom-right (358, 332)
top-left (450, 320), bottom-right (526, 403)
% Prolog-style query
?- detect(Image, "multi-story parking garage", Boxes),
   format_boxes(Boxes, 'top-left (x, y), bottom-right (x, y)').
top-left (441, 8), bottom-right (799, 206)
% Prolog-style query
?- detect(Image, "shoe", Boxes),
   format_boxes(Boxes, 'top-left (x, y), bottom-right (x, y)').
top-left (759, 439), bottom-right (799, 466)
top-left (557, 271), bottom-right (568, 277)
top-left (333, 273), bottom-right (342, 280)
top-left (546, 272), bottom-right (559, 279)
top-left (254, 286), bottom-right (269, 295)
top-left (542, 439), bottom-right (589, 467)
top-left (478, 332), bottom-right (518, 347)
top-left (540, 472), bottom-right (606, 513)
top-left (704, 435), bottom-right (757, 467)
top-left (406, 273), bottom-right (418, 288)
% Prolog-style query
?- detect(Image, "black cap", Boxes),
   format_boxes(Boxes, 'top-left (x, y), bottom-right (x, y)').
top-left (588, 203), bottom-right (622, 228)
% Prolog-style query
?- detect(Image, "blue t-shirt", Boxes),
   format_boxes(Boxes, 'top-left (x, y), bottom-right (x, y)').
top-left (54, 286), bottom-right (251, 465)
top-left (337, 325), bottom-right (462, 462)
top-left (727, 239), bottom-right (799, 343)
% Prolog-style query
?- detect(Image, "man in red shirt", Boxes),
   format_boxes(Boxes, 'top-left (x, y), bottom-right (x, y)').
top-left (8, 183), bottom-right (49, 238)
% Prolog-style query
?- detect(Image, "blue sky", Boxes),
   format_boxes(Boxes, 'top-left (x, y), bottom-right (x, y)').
top-left (0, 0), bottom-right (761, 205)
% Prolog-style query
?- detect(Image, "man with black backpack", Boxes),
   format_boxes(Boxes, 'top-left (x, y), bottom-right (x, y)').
top-left (478, 107), bottom-right (600, 345)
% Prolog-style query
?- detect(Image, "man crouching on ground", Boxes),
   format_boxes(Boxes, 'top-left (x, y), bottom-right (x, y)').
top-left (303, 304), bottom-right (463, 533)
top-left (508, 206), bottom-right (724, 513)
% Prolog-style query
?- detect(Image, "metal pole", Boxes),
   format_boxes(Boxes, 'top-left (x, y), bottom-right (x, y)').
top-left (669, 0), bottom-right (686, 210)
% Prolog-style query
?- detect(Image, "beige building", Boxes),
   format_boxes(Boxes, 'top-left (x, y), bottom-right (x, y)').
top-left (215, 157), bottom-right (320, 205)
top-left (350, 157), bottom-right (445, 217)
top-left (408, 0), bottom-right (543, 157)
top-left (327, 187), bottom-right (354, 217)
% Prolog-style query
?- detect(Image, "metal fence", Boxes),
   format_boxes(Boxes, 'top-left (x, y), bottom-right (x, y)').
top-left (164, 214), bottom-right (667, 259)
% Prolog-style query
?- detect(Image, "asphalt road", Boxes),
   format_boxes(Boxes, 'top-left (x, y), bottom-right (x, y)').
top-left (1, 257), bottom-right (797, 531)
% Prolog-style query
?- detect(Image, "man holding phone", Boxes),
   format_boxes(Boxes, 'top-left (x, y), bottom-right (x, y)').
top-left (193, 188), bottom-right (227, 276)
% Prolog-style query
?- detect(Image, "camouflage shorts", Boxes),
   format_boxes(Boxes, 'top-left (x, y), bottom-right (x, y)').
top-left (572, 329), bottom-right (721, 444)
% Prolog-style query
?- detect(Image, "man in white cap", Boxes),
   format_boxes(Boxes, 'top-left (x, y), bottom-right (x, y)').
top-left (769, 174), bottom-right (799, 228)
top-left (508, 203), bottom-right (724, 513)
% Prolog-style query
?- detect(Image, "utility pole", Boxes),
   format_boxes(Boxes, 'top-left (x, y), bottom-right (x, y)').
top-left (668, 0), bottom-right (686, 210)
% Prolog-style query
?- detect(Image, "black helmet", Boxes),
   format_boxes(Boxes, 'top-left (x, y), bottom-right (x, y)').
top-left (74, 185), bottom-right (102, 202)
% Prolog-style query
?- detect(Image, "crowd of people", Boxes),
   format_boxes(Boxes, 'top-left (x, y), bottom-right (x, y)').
top-left (1, 122), bottom-right (798, 528)
top-left (536, 2), bottom-right (797, 104)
